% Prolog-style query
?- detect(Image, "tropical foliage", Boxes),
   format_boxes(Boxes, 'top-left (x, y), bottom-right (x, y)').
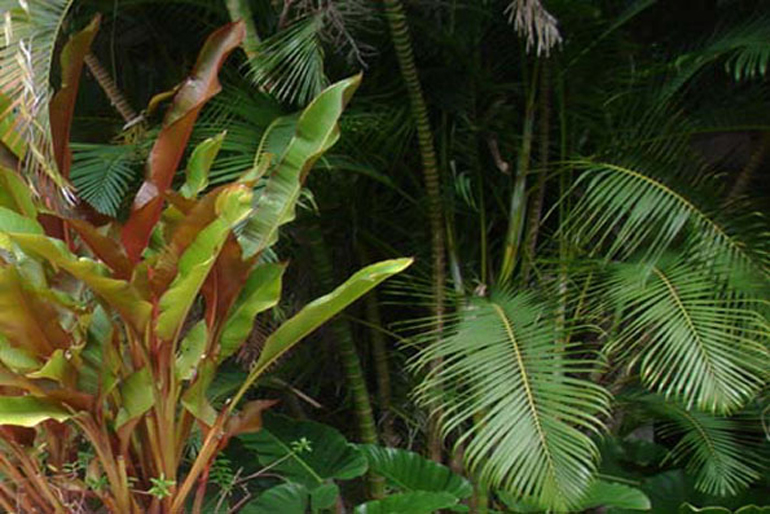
top-left (0, 0), bottom-right (768, 513)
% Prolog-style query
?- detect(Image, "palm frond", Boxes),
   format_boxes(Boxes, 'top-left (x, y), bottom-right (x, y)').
top-left (246, 14), bottom-right (328, 106)
top-left (70, 143), bottom-right (142, 216)
top-left (605, 256), bottom-right (769, 414)
top-left (639, 394), bottom-right (766, 496)
top-left (412, 289), bottom-right (610, 510)
top-left (565, 157), bottom-right (770, 279)
top-left (0, 0), bottom-right (75, 187)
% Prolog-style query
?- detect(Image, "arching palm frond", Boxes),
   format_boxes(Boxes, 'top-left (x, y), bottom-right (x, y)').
top-left (412, 290), bottom-right (610, 511)
top-left (0, 0), bottom-right (75, 185)
top-left (605, 256), bottom-right (769, 414)
top-left (70, 143), bottom-right (143, 216)
top-left (566, 157), bottom-right (770, 280)
top-left (664, 16), bottom-right (770, 99)
top-left (638, 394), bottom-right (766, 497)
top-left (247, 14), bottom-right (328, 107)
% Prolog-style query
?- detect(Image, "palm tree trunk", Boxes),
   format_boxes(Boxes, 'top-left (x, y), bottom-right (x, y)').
top-left (382, 0), bottom-right (447, 463)
top-left (305, 225), bottom-right (385, 498)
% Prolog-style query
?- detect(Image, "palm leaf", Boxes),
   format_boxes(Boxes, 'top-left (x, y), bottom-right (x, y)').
top-left (605, 256), bottom-right (768, 413)
top-left (639, 394), bottom-right (766, 496)
top-left (246, 14), bottom-right (328, 106)
top-left (412, 289), bottom-right (610, 510)
top-left (566, 157), bottom-right (770, 279)
top-left (70, 143), bottom-right (142, 216)
top-left (0, 0), bottom-right (75, 187)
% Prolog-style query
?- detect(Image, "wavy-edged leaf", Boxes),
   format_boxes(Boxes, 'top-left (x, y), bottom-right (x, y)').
top-left (357, 444), bottom-right (472, 499)
top-left (640, 394), bottom-right (765, 496)
top-left (413, 290), bottom-right (610, 511)
top-left (233, 258), bottom-right (412, 403)
top-left (606, 257), bottom-right (768, 413)
top-left (180, 131), bottom-right (225, 198)
top-left (354, 491), bottom-right (461, 514)
top-left (239, 414), bottom-right (368, 491)
top-left (237, 74), bottom-right (361, 258)
top-left (218, 262), bottom-right (285, 361)
top-left (156, 185), bottom-right (253, 341)
top-left (121, 21), bottom-right (245, 261)
top-left (0, 396), bottom-right (70, 427)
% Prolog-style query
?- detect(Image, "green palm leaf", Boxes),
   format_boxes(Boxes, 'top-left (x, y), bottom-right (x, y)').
top-left (412, 290), bottom-right (610, 510)
top-left (70, 143), bottom-right (142, 216)
top-left (0, 0), bottom-right (75, 186)
top-left (606, 256), bottom-right (768, 413)
top-left (639, 394), bottom-right (765, 496)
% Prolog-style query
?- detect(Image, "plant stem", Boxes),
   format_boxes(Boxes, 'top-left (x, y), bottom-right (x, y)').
top-left (84, 53), bottom-right (139, 124)
top-left (225, 0), bottom-right (261, 60)
top-left (382, 0), bottom-right (447, 463)
top-left (306, 225), bottom-right (385, 498)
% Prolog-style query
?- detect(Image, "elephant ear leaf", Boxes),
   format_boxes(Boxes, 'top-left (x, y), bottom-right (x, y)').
top-left (357, 444), bottom-right (472, 499)
top-left (239, 482), bottom-right (309, 514)
top-left (354, 491), bottom-right (461, 514)
top-left (237, 74), bottom-right (361, 258)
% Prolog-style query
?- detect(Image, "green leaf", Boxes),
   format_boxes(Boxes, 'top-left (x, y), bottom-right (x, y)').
top-left (218, 262), bottom-right (285, 361)
top-left (0, 335), bottom-right (41, 372)
top-left (310, 482), bottom-right (340, 511)
top-left (181, 361), bottom-right (217, 426)
top-left (71, 143), bottom-right (142, 216)
top-left (237, 74), bottom-right (361, 258)
top-left (606, 256), bottom-right (768, 413)
top-left (115, 367), bottom-right (154, 430)
top-left (577, 480), bottom-right (651, 511)
top-left (0, 396), bottom-right (70, 427)
top-left (239, 414), bottom-right (368, 491)
top-left (0, 205), bottom-right (44, 238)
top-left (176, 321), bottom-right (208, 380)
top-left (358, 444), bottom-right (472, 499)
top-left (27, 349), bottom-right (71, 383)
top-left (354, 491), bottom-right (461, 514)
top-left (0, 167), bottom-right (36, 218)
top-left (180, 131), bottom-right (225, 198)
top-left (8, 233), bottom-right (152, 334)
top-left (156, 186), bottom-right (253, 340)
top-left (233, 258), bottom-right (412, 404)
top-left (412, 290), bottom-right (611, 511)
top-left (239, 482), bottom-right (309, 514)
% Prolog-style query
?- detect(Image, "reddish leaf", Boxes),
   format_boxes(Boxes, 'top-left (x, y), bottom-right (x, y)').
top-left (121, 22), bottom-right (245, 262)
top-left (0, 268), bottom-right (71, 357)
top-left (50, 14), bottom-right (101, 179)
top-left (201, 236), bottom-right (256, 332)
top-left (66, 218), bottom-right (133, 280)
top-left (224, 399), bottom-right (278, 440)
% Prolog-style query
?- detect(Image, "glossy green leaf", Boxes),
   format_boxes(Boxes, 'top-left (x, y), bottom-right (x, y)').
top-left (354, 491), bottom-right (460, 514)
top-left (27, 349), bottom-right (71, 383)
top-left (0, 396), bottom-right (70, 427)
top-left (181, 361), bottom-right (217, 426)
top-left (0, 167), bottom-right (36, 218)
top-left (218, 262), bottom-right (285, 361)
top-left (237, 74), bottom-right (361, 258)
top-left (239, 482), bottom-right (309, 514)
top-left (0, 335), bottom-right (41, 372)
top-left (578, 480), bottom-right (651, 511)
top-left (239, 414), bottom-right (368, 491)
top-left (176, 321), bottom-right (208, 380)
top-left (235, 258), bottom-right (412, 402)
top-left (180, 131), bottom-right (225, 198)
top-left (358, 444), bottom-right (472, 499)
top-left (115, 367), bottom-right (154, 430)
top-left (0, 206), bottom-right (44, 242)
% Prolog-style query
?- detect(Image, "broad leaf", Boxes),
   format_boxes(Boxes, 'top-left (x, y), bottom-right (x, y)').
top-left (577, 480), bottom-right (651, 511)
top-left (121, 21), bottom-right (245, 261)
top-left (236, 258), bottom-right (412, 399)
top-left (239, 482), bottom-right (309, 514)
top-left (358, 444), bottom-right (472, 499)
top-left (218, 262), bottom-right (285, 361)
top-left (0, 396), bottom-right (70, 427)
top-left (181, 361), bottom-right (217, 426)
top-left (354, 491), bottom-right (461, 514)
top-left (237, 74), bottom-right (361, 258)
top-left (413, 290), bottom-right (610, 511)
top-left (180, 131), bottom-right (225, 198)
top-left (115, 367), bottom-right (154, 429)
top-left (175, 321), bottom-right (207, 380)
top-left (239, 414), bottom-right (368, 492)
